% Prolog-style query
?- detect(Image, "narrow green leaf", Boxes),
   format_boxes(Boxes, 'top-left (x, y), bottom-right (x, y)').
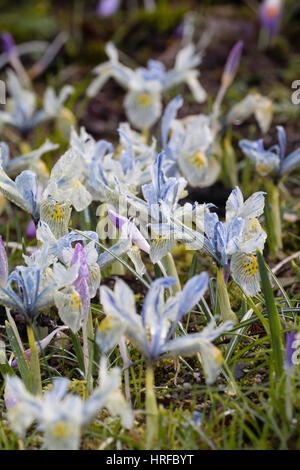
top-left (5, 320), bottom-right (30, 389)
top-left (257, 251), bottom-right (284, 378)
top-left (69, 330), bottom-right (85, 374)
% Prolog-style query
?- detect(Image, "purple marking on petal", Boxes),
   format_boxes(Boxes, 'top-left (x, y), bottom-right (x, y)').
top-left (5, 394), bottom-right (18, 410)
top-left (26, 220), bottom-right (36, 240)
top-left (96, 0), bottom-right (120, 17)
top-left (107, 209), bottom-right (127, 232)
top-left (71, 243), bottom-right (90, 317)
top-left (224, 261), bottom-right (231, 285)
top-left (27, 246), bottom-right (38, 257)
top-left (0, 235), bottom-right (8, 288)
top-left (2, 32), bottom-right (16, 55)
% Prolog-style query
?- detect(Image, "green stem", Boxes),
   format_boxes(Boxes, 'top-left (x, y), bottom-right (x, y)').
top-left (217, 267), bottom-right (237, 323)
top-left (265, 180), bottom-right (282, 254)
top-left (26, 324), bottom-right (42, 396)
top-left (162, 253), bottom-right (181, 293)
top-left (83, 309), bottom-right (94, 397)
top-left (145, 363), bottom-right (158, 450)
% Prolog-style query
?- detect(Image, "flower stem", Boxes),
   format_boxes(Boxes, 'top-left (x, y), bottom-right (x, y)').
top-left (266, 181), bottom-right (282, 254)
top-left (162, 253), bottom-right (181, 293)
top-left (217, 267), bottom-right (237, 323)
top-left (145, 363), bottom-right (158, 449)
top-left (26, 324), bottom-right (42, 396)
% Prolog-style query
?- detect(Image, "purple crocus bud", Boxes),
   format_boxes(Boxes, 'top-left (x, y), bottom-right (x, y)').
top-left (96, 0), bottom-right (120, 17)
top-left (222, 41), bottom-right (243, 87)
top-left (259, 0), bottom-right (282, 39)
top-left (26, 220), bottom-right (36, 240)
top-left (70, 243), bottom-right (90, 317)
top-left (284, 328), bottom-right (298, 373)
top-left (107, 209), bottom-right (150, 254)
top-left (2, 32), bottom-right (16, 56)
top-left (0, 236), bottom-right (8, 288)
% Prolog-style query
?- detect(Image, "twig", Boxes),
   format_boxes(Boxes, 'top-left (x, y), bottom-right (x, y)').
top-left (28, 32), bottom-right (68, 79)
top-left (272, 251), bottom-right (300, 275)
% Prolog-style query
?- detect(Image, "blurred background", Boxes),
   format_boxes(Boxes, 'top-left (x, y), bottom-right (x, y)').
top-left (0, 0), bottom-right (299, 141)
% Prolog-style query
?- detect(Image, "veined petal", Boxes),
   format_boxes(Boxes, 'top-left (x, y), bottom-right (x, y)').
top-left (39, 197), bottom-right (72, 239)
top-left (54, 286), bottom-right (83, 332)
top-left (231, 252), bottom-right (261, 296)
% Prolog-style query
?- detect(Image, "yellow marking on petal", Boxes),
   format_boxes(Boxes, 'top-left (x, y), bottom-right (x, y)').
top-left (60, 107), bottom-right (75, 124)
top-left (73, 180), bottom-right (80, 188)
top-left (99, 316), bottom-right (114, 331)
top-left (251, 220), bottom-right (258, 228)
top-left (52, 421), bottom-right (68, 438)
top-left (72, 292), bottom-right (81, 308)
top-left (55, 203), bottom-right (61, 220)
top-left (136, 93), bottom-right (151, 107)
top-left (191, 151), bottom-right (207, 168)
top-left (115, 145), bottom-right (125, 159)
top-left (257, 163), bottom-right (267, 174)
top-left (242, 254), bottom-right (258, 277)
top-left (215, 347), bottom-right (223, 365)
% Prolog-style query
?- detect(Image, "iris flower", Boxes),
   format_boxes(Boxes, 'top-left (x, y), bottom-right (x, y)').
top-left (161, 95), bottom-right (220, 187)
top-left (99, 274), bottom-right (233, 382)
top-left (87, 42), bottom-right (206, 131)
top-left (239, 126), bottom-right (300, 179)
top-left (5, 361), bottom-right (132, 450)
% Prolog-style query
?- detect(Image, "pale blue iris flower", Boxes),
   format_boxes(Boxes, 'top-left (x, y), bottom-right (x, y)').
top-left (5, 361), bottom-right (132, 450)
top-left (0, 70), bottom-right (47, 135)
top-left (87, 42), bottom-right (206, 130)
top-left (89, 128), bottom-right (151, 198)
top-left (0, 164), bottom-right (40, 220)
top-left (100, 274), bottom-right (233, 383)
top-left (0, 71), bottom-right (74, 137)
top-left (0, 140), bottom-right (58, 179)
top-left (239, 126), bottom-right (300, 178)
top-left (205, 187), bottom-right (267, 296)
top-left (161, 95), bottom-right (220, 187)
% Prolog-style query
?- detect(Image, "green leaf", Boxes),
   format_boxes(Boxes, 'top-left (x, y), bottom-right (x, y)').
top-left (257, 251), bottom-right (284, 378)
top-left (5, 320), bottom-right (30, 390)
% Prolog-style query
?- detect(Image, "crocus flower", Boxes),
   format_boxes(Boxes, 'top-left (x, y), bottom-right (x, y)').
top-left (96, 0), bottom-right (120, 17)
top-left (284, 327), bottom-right (298, 373)
top-left (2, 32), bottom-right (16, 56)
top-left (0, 235), bottom-right (8, 288)
top-left (222, 41), bottom-right (243, 87)
top-left (259, 0), bottom-right (282, 38)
